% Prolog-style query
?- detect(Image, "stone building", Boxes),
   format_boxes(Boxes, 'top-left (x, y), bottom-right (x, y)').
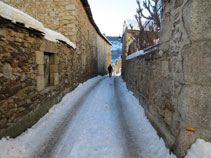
top-left (122, 20), bottom-right (159, 58)
top-left (0, 1), bottom-right (111, 138)
top-left (122, 21), bottom-right (140, 57)
top-left (122, 0), bottom-right (211, 157)
top-left (2, 0), bottom-right (111, 75)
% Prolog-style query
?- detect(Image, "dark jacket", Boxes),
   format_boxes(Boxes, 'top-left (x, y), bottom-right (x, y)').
top-left (108, 65), bottom-right (113, 73)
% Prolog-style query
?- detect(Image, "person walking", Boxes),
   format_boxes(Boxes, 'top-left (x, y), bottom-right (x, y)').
top-left (107, 64), bottom-right (113, 77)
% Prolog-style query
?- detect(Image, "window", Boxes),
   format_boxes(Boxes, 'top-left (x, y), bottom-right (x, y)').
top-left (44, 52), bottom-right (52, 87)
top-left (36, 51), bottom-right (59, 91)
top-left (44, 52), bottom-right (59, 87)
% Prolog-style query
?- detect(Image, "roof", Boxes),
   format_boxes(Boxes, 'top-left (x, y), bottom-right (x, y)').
top-left (80, 0), bottom-right (111, 45)
top-left (0, 1), bottom-right (76, 49)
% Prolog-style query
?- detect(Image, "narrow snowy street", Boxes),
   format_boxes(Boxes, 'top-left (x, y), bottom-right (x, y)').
top-left (0, 76), bottom-right (177, 158)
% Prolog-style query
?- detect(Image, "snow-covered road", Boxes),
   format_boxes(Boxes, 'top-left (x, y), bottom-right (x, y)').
top-left (0, 76), bottom-right (189, 158)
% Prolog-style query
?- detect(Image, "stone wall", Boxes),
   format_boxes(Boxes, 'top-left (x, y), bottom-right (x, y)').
top-left (122, 29), bottom-right (139, 57)
top-left (122, 28), bottom-right (139, 77)
top-left (0, 7), bottom-right (99, 138)
top-left (2, 0), bottom-right (111, 75)
top-left (97, 35), bottom-right (112, 75)
top-left (0, 0), bottom-right (111, 138)
top-left (2, 0), bottom-right (77, 42)
top-left (122, 0), bottom-right (211, 157)
top-left (113, 58), bottom-right (122, 75)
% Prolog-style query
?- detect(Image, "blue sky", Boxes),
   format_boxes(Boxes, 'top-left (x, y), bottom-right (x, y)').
top-left (88, 0), bottom-right (138, 36)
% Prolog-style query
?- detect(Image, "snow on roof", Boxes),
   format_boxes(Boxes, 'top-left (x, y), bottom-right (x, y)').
top-left (0, 1), bottom-right (45, 32)
top-left (126, 19), bottom-right (139, 30)
top-left (0, 1), bottom-right (76, 49)
top-left (45, 28), bottom-right (76, 49)
top-left (126, 50), bottom-right (144, 60)
top-left (126, 44), bottom-right (159, 60)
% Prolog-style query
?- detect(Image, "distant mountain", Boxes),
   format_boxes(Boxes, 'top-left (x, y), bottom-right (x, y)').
top-left (107, 36), bottom-right (122, 63)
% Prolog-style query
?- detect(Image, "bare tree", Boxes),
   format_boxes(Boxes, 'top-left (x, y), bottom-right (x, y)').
top-left (134, 0), bottom-right (149, 49)
top-left (136, 0), bottom-right (161, 30)
top-left (134, 0), bottom-right (161, 49)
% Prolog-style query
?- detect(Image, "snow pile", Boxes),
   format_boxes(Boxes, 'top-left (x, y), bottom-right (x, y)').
top-left (0, 76), bottom-right (103, 158)
top-left (0, 1), bottom-right (76, 49)
top-left (117, 77), bottom-right (176, 158)
top-left (185, 139), bottom-right (211, 158)
top-left (45, 28), bottom-right (76, 49)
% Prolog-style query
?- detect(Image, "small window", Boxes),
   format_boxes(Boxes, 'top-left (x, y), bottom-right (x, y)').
top-left (36, 50), bottom-right (59, 91)
top-left (44, 52), bottom-right (55, 87)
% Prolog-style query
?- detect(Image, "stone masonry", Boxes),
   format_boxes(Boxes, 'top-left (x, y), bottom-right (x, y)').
top-left (122, 0), bottom-right (211, 157)
top-left (2, 0), bottom-right (111, 75)
top-left (0, 0), bottom-right (111, 138)
top-left (0, 17), bottom-right (78, 138)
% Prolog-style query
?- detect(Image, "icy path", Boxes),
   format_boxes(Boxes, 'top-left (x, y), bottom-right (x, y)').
top-left (0, 76), bottom-right (177, 158)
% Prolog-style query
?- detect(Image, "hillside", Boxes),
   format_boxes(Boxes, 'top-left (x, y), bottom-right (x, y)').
top-left (106, 36), bottom-right (122, 63)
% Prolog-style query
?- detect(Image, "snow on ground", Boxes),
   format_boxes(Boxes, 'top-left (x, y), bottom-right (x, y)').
top-left (0, 76), bottom-right (102, 158)
top-left (54, 77), bottom-right (126, 158)
top-left (0, 75), bottom-right (209, 158)
top-left (185, 139), bottom-right (211, 158)
top-left (116, 77), bottom-right (176, 158)
top-left (0, 1), bottom-right (76, 49)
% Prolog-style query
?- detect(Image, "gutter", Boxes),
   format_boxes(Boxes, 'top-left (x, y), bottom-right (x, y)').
top-left (80, 0), bottom-right (112, 45)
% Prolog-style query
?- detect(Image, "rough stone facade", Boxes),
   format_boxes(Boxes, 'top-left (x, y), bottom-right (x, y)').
top-left (122, 24), bottom-right (139, 57)
top-left (97, 35), bottom-right (112, 74)
top-left (2, 0), bottom-right (111, 75)
top-left (122, 0), bottom-right (211, 157)
top-left (113, 58), bottom-right (122, 75)
top-left (122, 21), bottom-right (159, 60)
top-left (0, 18), bottom-right (77, 138)
top-left (122, 25), bottom-right (139, 77)
top-left (0, 0), bottom-right (111, 138)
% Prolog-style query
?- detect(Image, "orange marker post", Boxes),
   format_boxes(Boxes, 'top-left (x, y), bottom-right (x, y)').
top-left (186, 127), bottom-right (196, 133)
